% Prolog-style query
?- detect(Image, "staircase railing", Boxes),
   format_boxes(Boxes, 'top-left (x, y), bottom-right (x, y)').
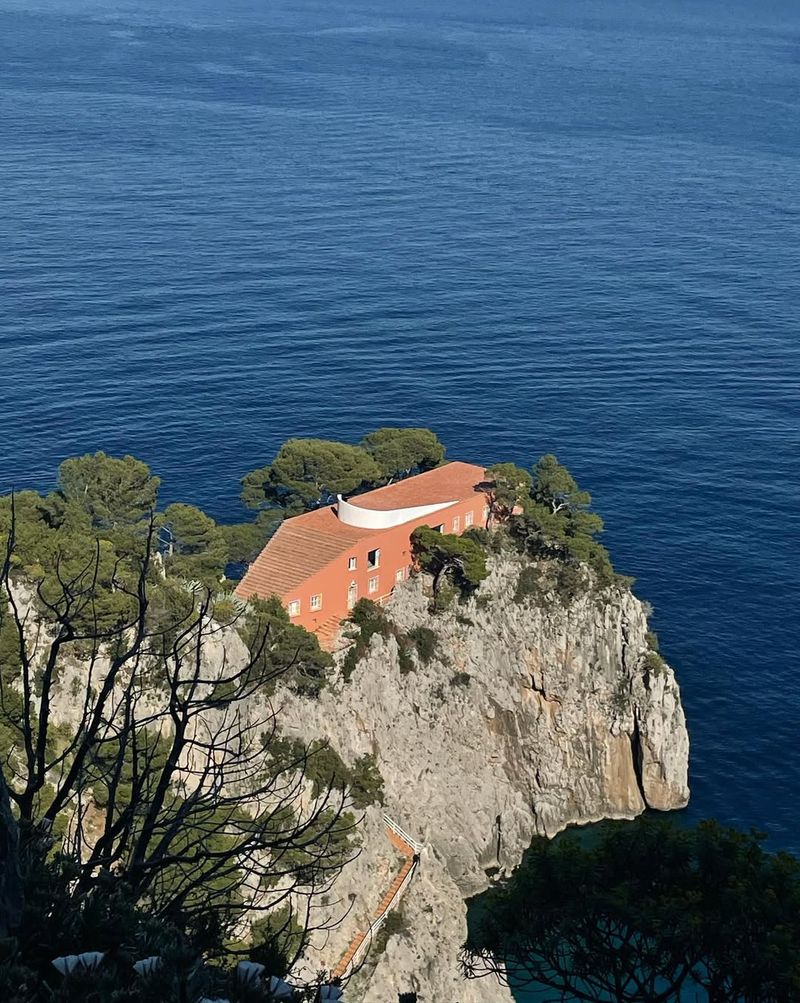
top-left (343, 855), bottom-right (419, 977)
top-left (334, 816), bottom-right (423, 979)
top-left (383, 814), bottom-right (423, 854)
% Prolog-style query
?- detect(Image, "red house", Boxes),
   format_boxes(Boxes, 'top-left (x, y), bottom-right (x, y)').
top-left (235, 461), bottom-right (487, 646)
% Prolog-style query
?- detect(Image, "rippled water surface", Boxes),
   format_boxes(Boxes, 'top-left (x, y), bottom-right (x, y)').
top-left (2, 0), bottom-right (800, 870)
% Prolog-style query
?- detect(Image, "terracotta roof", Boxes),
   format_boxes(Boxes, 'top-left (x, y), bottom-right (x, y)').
top-left (235, 507), bottom-right (369, 599)
top-left (348, 461), bottom-right (486, 511)
top-left (235, 461), bottom-right (486, 601)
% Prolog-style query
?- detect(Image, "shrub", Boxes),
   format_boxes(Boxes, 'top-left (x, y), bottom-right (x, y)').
top-left (407, 625), bottom-right (438, 663)
top-left (396, 638), bottom-right (415, 674)
top-left (373, 907), bottom-right (407, 955)
top-left (432, 582), bottom-right (457, 612)
top-left (644, 650), bottom-right (667, 677)
top-left (462, 526), bottom-right (490, 546)
top-left (514, 564), bottom-right (546, 604)
top-left (341, 599), bottom-right (392, 681)
top-left (554, 562), bottom-right (588, 601)
top-left (267, 737), bottom-right (384, 808)
top-left (349, 753), bottom-right (385, 810)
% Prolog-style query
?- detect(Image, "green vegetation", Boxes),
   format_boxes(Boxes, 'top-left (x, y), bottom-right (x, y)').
top-left (240, 596), bottom-right (332, 697)
top-left (0, 439), bottom-right (645, 997)
top-left (58, 451), bottom-right (159, 531)
top-left (477, 453), bottom-right (632, 599)
top-left (220, 510), bottom-right (281, 565)
top-left (411, 525), bottom-right (488, 600)
top-left (161, 501), bottom-right (227, 586)
top-left (241, 437), bottom-right (382, 513)
top-left (341, 600), bottom-right (441, 679)
top-left (360, 426), bottom-right (445, 480)
top-left (268, 735), bottom-right (385, 810)
top-left (341, 598), bottom-right (394, 680)
top-left (483, 462), bottom-right (532, 525)
top-left (510, 454), bottom-right (614, 584)
top-left (0, 816), bottom-right (340, 1001)
top-left (241, 427), bottom-right (446, 514)
top-left (463, 816), bottom-right (800, 1003)
top-left (373, 908), bottom-right (408, 956)
top-left (644, 650), bottom-right (667, 676)
top-left (406, 625), bottom-right (438, 663)
top-left (0, 457), bottom-right (353, 996)
top-left (514, 564), bottom-right (546, 604)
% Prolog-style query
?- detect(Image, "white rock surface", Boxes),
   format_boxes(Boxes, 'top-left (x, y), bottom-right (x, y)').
top-left (279, 555), bottom-right (690, 1002)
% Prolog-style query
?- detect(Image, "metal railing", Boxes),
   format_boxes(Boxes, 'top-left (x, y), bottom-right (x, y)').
top-left (335, 817), bottom-right (423, 979)
top-left (344, 855), bottom-right (419, 976)
top-left (383, 814), bottom-right (423, 854)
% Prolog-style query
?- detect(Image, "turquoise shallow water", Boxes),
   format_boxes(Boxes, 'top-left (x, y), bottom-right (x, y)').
top-left (1, 0), bottom-right (799, 989)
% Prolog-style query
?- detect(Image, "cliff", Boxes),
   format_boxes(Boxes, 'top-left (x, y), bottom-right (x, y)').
top-left (15, 548), bottom-right (689, 1001)
top-left (278, 553), bottom-right (690, 1001)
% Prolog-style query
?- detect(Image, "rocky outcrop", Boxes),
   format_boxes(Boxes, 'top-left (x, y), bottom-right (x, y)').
top-left (12, 553), bottom-right (689, 1002)
top-left (279, 554), bottom-right (689, 1002)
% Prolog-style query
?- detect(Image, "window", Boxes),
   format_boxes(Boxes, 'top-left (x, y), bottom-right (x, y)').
top-left (465, 510), bottom-right (474, 527)
top-left (368, 576), bottom-right (379, 594)
top-left (482, 505), bottom-right (490, 523)
top-left (347, 582), bottom-right (358, 610)
top-left (367, 548), bottom-right (380, 569)
top-left (395, 568), bottom-right (405, 583)
top-left (452, 516), bottom-right (460, 532)
top-left (310, 594), bottom-right (322, 611)
top-left (287, 600), bottom-right (300, 617)
top-left (433, 524), bottom-right (444, 533)
top-left (348, 556), bottom-right (357, 571)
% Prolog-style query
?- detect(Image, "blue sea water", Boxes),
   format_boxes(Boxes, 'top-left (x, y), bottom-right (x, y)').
top-left (1, 0), bottom-right (799, 900)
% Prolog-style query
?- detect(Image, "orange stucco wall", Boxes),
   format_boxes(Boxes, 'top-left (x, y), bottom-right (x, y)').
top-left (283, 495), bottom-right (488, 637)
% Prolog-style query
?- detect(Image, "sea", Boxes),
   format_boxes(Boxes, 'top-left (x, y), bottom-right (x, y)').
top-left (1, 0), bottom-right (799, 971)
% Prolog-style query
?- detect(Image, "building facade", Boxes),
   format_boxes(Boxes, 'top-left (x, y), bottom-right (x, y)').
top-left (235, 461), bottom-right (487, 644)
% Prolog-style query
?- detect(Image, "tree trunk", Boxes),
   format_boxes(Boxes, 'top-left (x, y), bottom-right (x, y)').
top-left (0, 765), bottom-right (23, 937)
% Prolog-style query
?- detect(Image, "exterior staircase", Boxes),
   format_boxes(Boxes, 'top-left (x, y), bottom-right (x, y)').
top-left (315, 613), bottom-right (347, 652)
top-left (331, 816), bottom-right (422, 980)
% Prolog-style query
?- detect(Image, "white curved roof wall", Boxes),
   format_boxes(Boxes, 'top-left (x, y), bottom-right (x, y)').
top-left (336, 495), bottom-right (456, 530)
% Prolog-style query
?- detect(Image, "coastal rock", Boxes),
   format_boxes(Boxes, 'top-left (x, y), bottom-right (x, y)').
top-left (278, 554), bottom-right (690, 1001)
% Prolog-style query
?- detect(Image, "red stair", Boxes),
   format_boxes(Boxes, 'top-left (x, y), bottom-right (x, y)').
top-left (331, 822), bottom-right (417, 978)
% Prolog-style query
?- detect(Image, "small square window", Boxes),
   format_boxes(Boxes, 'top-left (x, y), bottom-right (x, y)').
top-left (287, 600), bottom-right (300, 617)
top-left (348, 556), bottom-right (357, 571)
top-left (395, 568), bottom-right (405, 583)
top-left (452, 516), bottom-right (460, 532)
top-left (310, 594), bottom-right (322, 611)
top-left (367, 548), bottom-right (381, 569)
top-left (368, 576), bottom-right (379, 594)
top-left (465, 511), bottom-right (474, 527)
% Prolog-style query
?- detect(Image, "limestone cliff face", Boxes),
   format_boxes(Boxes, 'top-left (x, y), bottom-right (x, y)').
top-left (279, 555), bottom-right (690, 1002)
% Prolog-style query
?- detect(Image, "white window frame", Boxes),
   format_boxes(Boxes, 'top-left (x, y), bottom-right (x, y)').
top-left (310, 594), bottom-right (322, 611)
top-left (452, 516), bottom-right (460, 532)
top-left (348, 556), bottom-right (357, 570)
top-left (395, 568), bottom-right (405, 583)
top-left (368, 576), bottom-right (379, 594)
top-left (465, 510), bottom-right (474, 527)
top-left (287, 600), bottom-right (300, 617)
top-left (367, 548), bottom-right (381, 569)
